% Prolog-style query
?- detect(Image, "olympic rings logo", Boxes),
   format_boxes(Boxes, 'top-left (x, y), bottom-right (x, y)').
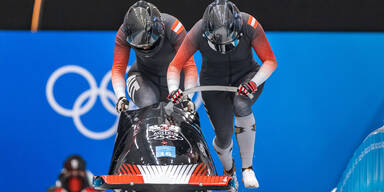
top-left (46, 65), bottom-right (120, 140)
top-left (46, 65), bottom-right (202, 140)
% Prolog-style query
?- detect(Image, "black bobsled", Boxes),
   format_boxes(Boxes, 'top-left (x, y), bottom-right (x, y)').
top-left (93, 100), bottom-right (233, 192)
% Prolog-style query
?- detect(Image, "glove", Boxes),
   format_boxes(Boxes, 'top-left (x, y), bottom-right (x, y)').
top-left (116, 96), bottom-right (129, 113)
top-left (168, 89), bottom-right (184, 104)
top-left (237, 81), bottom-right (257, 99)
top-left (181, 99), bottom-right (195, 112)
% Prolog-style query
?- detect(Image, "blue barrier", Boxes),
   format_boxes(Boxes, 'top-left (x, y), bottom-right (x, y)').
top-left (0, 31), bottom-right (383, 192)
top-left (334, 126), bottom-right (384, 192)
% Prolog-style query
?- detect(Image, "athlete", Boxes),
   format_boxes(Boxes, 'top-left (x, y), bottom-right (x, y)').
top-left (167, 0), bottom-right (277, 190)
top-left (47, 155), bottom-right (103, 192)
top-left (112, 0), bottom-right (197, 112)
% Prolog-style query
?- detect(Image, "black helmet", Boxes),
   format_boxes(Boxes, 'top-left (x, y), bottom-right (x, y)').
top-left (123, 1), bottom-right (164, 49)
top-left (203, 0), bottom-right (242, 54)
top-left (64, 155), bottom-right (86, 171)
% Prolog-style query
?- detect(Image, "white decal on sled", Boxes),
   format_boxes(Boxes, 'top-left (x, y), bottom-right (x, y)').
top-left (147, 124), bottom-right (184, 141)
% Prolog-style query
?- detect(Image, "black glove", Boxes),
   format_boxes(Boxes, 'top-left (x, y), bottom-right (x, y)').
top-left (116, 96), bottom-right (129, 113)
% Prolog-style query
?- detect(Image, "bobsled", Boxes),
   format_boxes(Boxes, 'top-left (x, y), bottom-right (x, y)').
top-left (93, 86), bottom-right (239, 192)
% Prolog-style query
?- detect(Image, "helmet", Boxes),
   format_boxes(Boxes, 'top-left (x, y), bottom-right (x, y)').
top-left (61, 155), bottom-right (89, 191)
top-left (64, 155), bottom-right (86, 171)
top-left (203, 0), bottom-right (242, 54)
top-left (124, 1), bottom-right (164, 49)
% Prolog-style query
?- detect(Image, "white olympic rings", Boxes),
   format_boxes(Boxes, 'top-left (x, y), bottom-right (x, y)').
top-left (46, 65), bottom-right (119, 140)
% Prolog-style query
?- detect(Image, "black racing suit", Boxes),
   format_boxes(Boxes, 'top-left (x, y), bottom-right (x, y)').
top-left (167, 12), bottom-right (268, 149)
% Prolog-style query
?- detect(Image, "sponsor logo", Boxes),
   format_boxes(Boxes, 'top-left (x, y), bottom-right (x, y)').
top-left (148, 124), bottom-right (184, 141)
top-left (155, 146), bottom-right (176, 158)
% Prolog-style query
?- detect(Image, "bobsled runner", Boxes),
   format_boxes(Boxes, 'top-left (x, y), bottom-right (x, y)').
top-left (94, 86), bottom-right (239, 192)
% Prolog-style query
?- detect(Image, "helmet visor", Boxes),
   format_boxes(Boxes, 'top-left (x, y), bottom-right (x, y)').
top-left (204, 24), bottom-right (239, 45)
top-left (126, 29), bottom-right (160, 49)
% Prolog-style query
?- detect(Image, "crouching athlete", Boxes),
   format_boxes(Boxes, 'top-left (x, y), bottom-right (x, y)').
top-left (47, 155), bottom-right (104, 192)
top-left (167, 0), bottom-right (277, 190)
top-left (112, 0), bottom-right (197, 112)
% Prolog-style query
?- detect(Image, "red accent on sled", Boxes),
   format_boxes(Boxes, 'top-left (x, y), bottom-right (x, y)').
top-left (196, 164), bottom-right (207, 176)
top-left (132, 165), bottom-right (141, 174)
top-left (121, 163), bottom-right (130, 174)
top-left (192, 163), bottom-right (208, 176)
top-left (101, 175), bottom-right (144, 184)
top-left (201, 167), bottom-right (208, 176)
top-left (128, 164), bottom-right (137, 174)
top-left (119, 163), bottom-right (142, 175)
top-left (188, 176), bottom-right (231, 186)
top-left (193, 163), bottom-right (203, 175)
top-left (98, 174), bottom-right (231, 187)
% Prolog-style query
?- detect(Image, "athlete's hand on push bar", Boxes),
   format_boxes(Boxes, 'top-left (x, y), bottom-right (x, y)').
top-left (116, 96), bottom-right (129, 113)
top-left (168, 89), bottom-right (195, 112)
top-left (181, 99), bottom-right (195, 113)
top-left (237, 81), bottom-right (257, 99)
top-left (168, 89), bottom-right (184, 104)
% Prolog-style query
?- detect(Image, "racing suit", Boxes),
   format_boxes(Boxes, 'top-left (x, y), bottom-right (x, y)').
top-left (167, 12), bottom-right (277, 170)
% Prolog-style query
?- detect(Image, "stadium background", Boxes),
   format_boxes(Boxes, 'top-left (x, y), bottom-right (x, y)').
top-left (1, 0), bottom-right (383, 191)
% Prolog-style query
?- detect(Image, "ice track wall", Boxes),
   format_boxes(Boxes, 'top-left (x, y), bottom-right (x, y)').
top-left (334, 126), bottom-right (384, 192)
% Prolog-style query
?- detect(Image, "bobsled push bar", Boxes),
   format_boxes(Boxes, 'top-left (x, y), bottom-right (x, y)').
top-left (93, 174), bottom-right (232, 191)
top-left (184, 85), bottom-right (253, 99)
top-left (164, 86), bottom-right (253, 114)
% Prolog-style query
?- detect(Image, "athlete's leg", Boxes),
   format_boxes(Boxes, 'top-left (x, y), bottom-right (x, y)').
top-left (233, 72), bottom-right (264, 188)
top-left (126, 70), bottom-right (160, 108)
top-left (233, 72), bottom-right (264, 168)
top-left (202, 90), bottom-right (238, 191)
top-left (202, 91), bottom-right (234, 171)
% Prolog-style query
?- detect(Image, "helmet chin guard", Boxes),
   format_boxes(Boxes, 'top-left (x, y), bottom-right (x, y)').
top-left (207, 38), bottom-right (240, 54)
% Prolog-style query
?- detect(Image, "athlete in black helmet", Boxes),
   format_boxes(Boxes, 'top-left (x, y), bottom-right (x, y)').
top-left (112, 0), bottom-right (197, 112)
top-left (167, 0), bottom-right (277, 190)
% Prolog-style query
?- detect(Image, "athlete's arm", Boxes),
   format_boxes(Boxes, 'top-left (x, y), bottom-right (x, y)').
top-left (248, 17), bottom-right (277, 86)
top-left (167, 21), bottom-right (200, 93)
top-left (112, 27), bottom-right (131, 98)
top-left (171, 19), bottom-right (198, 91)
